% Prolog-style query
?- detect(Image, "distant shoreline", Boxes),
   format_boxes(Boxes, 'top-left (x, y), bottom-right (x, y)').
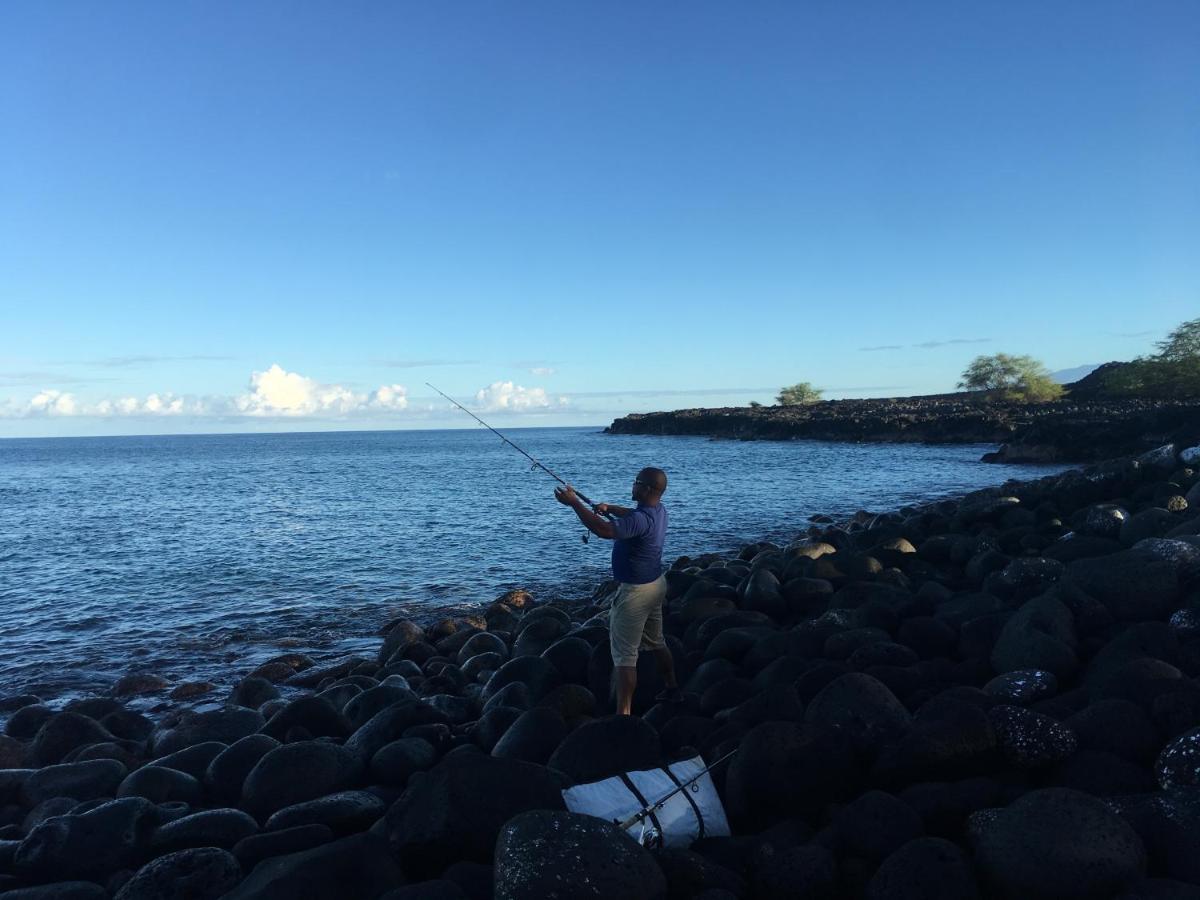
top-left (606, 396), bottom-right (1200, 464)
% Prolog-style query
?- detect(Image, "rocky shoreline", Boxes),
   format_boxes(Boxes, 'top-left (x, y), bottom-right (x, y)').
top-left (605, 396), bottom-right (1200, 464)
top-left (2, 445), bottom-right (1200, 897)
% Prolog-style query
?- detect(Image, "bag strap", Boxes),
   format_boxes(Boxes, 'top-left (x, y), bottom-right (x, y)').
top-left (662, 764), bottom-right (706, 840)
top-left (618, 773), bottom-right (663, 845)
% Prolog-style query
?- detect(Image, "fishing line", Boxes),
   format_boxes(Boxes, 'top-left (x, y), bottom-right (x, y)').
top-left (427, 382), bottom-right (611, 543)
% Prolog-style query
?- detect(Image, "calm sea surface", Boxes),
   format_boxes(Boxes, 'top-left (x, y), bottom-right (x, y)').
top-left (0, 427), bottom-right (1070, 700)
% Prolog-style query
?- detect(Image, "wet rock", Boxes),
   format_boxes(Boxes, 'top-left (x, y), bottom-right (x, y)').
top-left (148, 741), bottom-right (227, 779)
top-left (654, 848), bottom-right (744, 899)
top-left (481, 656), bottom-right (562, 705)
top-left (113, 674), bottom-right (170, 698)
top-left (1086, 622), bottom-right (1180, 692)
top-left (1077, 504), bottom-right (1131, 539)
top-left (0, 735), bottom-right (28, 769)
top-left (874, 697), bottom-right (998, 785)
top-left (494, 810), bottom-right (666, 900)
top-left (261, 695), bottom-right (349, 741)
top-left (230, 677), bottom-right (280, 710)
top-left (536, 683), bottom-right (597, 725)
top-left (546, 714), bottom-right (661, 784)
top-left (804, 673), bottom-right (912, 752)
top-left (100, 708), bottom-right (154, 743)
top-left (975, 788), bottom-right (1146, 899)
top-left (0, 884), bottom-right (109, 899)
top-left (222, 832), bottom-right (403, 899)
top-left (241, 741), bottom-right (364, 819)
top-left (834, 790), bottom-right (923, 863)
top-left (118, 766), bottom-right (203, 805)
top-left (541, 637), bottom-right (594, 686)
top-left (31, 713), bottom-right (117, 767)
top-left (204, 734), bottom-right (279, 806)
top-left (1157, 727), bottom-right (1200, 790)
top-left (344, 701), bottom-right (449, 761)
top-left (725, 721), bottom-right (858, 831)
top-left (231, 823), bottom-right (333, 869)
top-left (370, 737), bottom-right (438, 786)
top-left (19, 758), bottom-right (128, 806)
top-left (983, 670), bottom-right (1058, 706)
top-left (5, 706), bottom-right (55, 741)
top-left (1066, 551), bottom-right (1180, 621)
top-left (990, 593), bottom-right (1079, 679)
top-left (491, 707), bottom-right (567, 765)
top-left (750, 843), bottom-right (838, 900)
top-left (988, 705), bottom-right (1077, 768)
top-left (1122, 509), bottom-right (1179, 546)
top-left (867, 837), bottom-right (980, 900)
top-left (113, 847), bottom-right (241, 900)
top-left (385, 753), bottom-right (564, 878)
top-left (264, 789), bottom-right (386, 835)
top-left (151, 707), bottom-right (264, 756)
top-left (15, 797), bottom-right (157, 880)
top-left (456, 632), bottom-right (508, 665)
top-left (150, 808), bottom-right (259, 851)
top-left (1067, 699), bottom-right (1159, 764)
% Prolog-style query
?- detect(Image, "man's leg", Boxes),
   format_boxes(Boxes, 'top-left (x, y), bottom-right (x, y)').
top-left (614, 665), bottom-right (638, 716)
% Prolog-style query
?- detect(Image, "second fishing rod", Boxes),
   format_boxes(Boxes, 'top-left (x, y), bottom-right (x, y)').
top-left (426, 382), bottom-right (614, 542)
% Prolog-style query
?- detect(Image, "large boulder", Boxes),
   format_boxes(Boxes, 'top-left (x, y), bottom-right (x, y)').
top-left (222, 832), bottom-right (403, 899)
top-left (494, 810), bottom-right (667, 900)
top-left (204, 735), bottom-right (280, 807)
top-left (385, 752), bottom-right (564, 878)
top-left (15, 797), bottom-right (158, 880)
top-left (18, 758), bottom-right (127, 807)
top-left (113, 847), bottom-right (241, 900)
top-left (264, 790), bottom-right (387, 835)
top-left (151, 707), bottom-right (265, 756)
top-left (724, 721), bottom-right (859, 831)
top-left (988, 705), bottom-right (1077, 768)
top-left (546, 715), bottom-right (661, 784)
top-left (990, 593), bottom-right (1079, 679)
top-left (867, 837), bottom-right (980, 900)
top-left (490, 707), bottom-right (568, 765)
top-left (974, 788), bottom-right (1146, 899)
top-left (1065, 552), bottom-right (1180, 621)
top-left (150, 808), bottom-right (260, 852)
top-left (30, 712), bottom-right (116, 766)
top-left (241, 741), bottom-right (363, 819)
top-left (804, 673), bottom-right (912, 752)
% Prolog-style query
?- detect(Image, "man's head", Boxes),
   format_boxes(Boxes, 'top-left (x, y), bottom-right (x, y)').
top-left (632, 467), bottom-right (667, 504)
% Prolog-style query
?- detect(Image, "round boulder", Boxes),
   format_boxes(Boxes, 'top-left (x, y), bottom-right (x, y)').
top-left (494, 810), bottom-right (666, 900)
top-left (974, 788), bottom-right (1145, 899)
top-left (546, 715), bottom-right (661, 784)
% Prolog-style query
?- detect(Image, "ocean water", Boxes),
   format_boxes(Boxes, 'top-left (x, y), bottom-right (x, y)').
top-left (0, 427), bottom-right (1071, 700)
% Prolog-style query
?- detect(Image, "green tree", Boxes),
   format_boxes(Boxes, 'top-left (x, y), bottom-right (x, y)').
top-left (776, 382), bottom-right (823, 406)
top-left (1100, 317), bottom-right (1200, 399)
top-left (1156, 317), bottom-right (1200, 362)
top-left (958, 353), bottom-right (1064, 402)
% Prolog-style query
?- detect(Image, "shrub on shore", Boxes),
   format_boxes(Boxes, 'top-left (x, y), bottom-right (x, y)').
top-left (776, 382), bottom-right (823, 406)
top-left (958, 353), bottom-right (1064, 402)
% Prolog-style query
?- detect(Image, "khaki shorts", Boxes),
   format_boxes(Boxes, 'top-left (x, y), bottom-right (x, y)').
top-left (609, 574), bottom-right (668, 668)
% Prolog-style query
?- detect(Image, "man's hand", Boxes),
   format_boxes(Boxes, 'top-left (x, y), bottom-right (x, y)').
top-left (554, 485), bottom-right (578, 506)
top-left (593, 502), bottom-right (611, 516)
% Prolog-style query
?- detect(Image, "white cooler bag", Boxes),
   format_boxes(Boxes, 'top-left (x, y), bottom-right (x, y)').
top-left (561, 755), bottom-right (732, 848)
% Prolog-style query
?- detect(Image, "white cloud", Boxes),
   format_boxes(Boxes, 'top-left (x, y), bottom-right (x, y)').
top-left (370, 384), bottom-right (408, 410)
top-left (474, 381), bottom-right (568, 412)
top-left (1, 364), bottom-right (412, 420)
top-left (530, 367), bottom-right (556, 377)
top-left (28, 389), bottom-right (77, 416)
top-left (235, 364), bottom-right (365, 416)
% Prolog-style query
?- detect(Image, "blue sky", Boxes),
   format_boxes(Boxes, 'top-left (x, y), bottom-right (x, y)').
top-left (2, 1), bottom-right (1197, 437)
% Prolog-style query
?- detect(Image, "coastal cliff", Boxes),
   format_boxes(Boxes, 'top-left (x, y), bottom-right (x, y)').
top-left (605, 396), bottom-right (1200, 463)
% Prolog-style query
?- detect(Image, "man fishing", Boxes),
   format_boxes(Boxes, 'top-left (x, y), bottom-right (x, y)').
top-left (555, 467), bottom-right (679, 716)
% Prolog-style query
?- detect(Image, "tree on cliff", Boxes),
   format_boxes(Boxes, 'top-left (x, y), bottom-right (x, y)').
top-left (776, 383), bottom-right (823, 406)
top-left (1101, 317), bottom-right (1200, 399)
top-left (958, 354), bottom-right (1064, 402)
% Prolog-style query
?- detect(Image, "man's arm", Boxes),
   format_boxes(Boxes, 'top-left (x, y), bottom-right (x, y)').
top-left (555, 486), bottom-right (617, 539)
top-left (595, 503), bottom-right (633, 517)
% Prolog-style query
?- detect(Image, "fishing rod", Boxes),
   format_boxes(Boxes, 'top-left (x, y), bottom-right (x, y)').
top-left (427, 382), bottom-right (611, 541)
top-left (616, 748), bottom-right (739, 833)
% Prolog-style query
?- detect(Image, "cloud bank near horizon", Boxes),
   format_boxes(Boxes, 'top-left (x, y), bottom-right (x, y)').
top-left (1, 365), bottom-right (576, 421)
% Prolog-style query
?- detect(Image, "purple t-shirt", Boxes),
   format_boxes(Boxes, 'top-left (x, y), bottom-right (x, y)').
top-left (611, 502), bottom-right (667, 584)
